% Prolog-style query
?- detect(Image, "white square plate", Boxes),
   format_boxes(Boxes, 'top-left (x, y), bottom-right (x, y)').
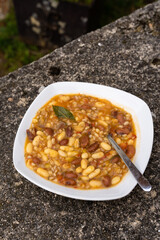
top-left (13, 82), bottom-right (153, 200)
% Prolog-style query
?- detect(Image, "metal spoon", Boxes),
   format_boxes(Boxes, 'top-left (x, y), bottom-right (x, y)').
top-left (107, 134), bottom-right (152, 192)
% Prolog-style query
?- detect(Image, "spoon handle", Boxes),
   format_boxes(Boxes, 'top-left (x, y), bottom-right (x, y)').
top-left (108, 134), bottom-right (152, 192)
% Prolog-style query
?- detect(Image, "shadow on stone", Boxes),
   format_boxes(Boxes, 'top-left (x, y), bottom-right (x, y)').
top-left (49, 66), bottom-right (61, 76)
top-left (152, 58), bottom-right (160, 66)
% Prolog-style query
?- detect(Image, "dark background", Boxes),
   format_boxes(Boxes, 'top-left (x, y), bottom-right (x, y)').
top-left (0, 0), bottom-right (155, 77)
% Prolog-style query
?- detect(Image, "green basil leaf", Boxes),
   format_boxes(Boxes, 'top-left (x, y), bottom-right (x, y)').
top-left (53, 105), bottom-right (75, 120)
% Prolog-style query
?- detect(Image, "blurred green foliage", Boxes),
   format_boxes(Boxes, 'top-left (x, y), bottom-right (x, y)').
top-left (98, 0), bottom-right (153, 26)
top-left (0, 8), bottom-right (46, 76)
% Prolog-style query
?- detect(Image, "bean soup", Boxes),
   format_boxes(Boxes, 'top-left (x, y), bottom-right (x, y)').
top-left (25, 94), bottom-right (136, 189)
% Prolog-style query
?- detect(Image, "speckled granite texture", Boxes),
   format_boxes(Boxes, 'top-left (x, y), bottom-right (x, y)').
top-left (0, 1), bottom-right (160, 240)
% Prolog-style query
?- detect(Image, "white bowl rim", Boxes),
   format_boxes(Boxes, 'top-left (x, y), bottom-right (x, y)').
top-left (13, 81), bottom-right (154, 201)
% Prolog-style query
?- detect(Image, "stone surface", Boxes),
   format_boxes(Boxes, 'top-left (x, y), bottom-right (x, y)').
top-left (0, 1), bottom-right (160, 240)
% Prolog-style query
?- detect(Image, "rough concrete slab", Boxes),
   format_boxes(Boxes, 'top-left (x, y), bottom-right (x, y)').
top-left (0, 1), bottom-right (159, 239)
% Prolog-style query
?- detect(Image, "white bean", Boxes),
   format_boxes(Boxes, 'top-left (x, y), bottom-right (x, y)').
top-left (68, 137), bottom-right (75, 146)
top-left (76, 167), bottom-right (82, 173)
top-left (81, 152), bottom-right (88, 159)
top-left (54, 160), bottom-right (60, 166)
top-left (111, 176), bottom-right (120, 185)
top-left (89, 180), bottom-right (102, 188)
top-left (32, 136), bottom-right (41, 146)
top-left (74, 121), bottom-right (85, 132)
top-left (116, 138), bottom-right (121, 144)
top-left (81, 159), bottom-right (88, 169)
top-left (67, 151), bottom-right (78, 157)
top-left (124, 121), bottom-right (129, 126)
top-left (100, 142), bottom-right (111, 151)
top-left (128, 139), bottom-right (134, 145)
top-left (60, 146), bottom-right (74, 151)
top-left (89, 169), bottom-right (101, 179)
top-left (44, 148), bottom-right (58, 158)
top-left (74, 139), bottom-right (79, 148)
top-left (105, 116), bottom-right (110, 121)
top-left (59, 95), bottom-right (70, 102)
top-left (36, 131), bottom-right (44, 137)
top-left (46, 123), bottom-right (51, 127)
top-left (95, 102), bottom-right (105, 108)
top-left (37, 168), bottom-right (49, 178)
top-left (26, 159), bottom-right (33, 170)
top-left (62, 163), bottom-right (71, 169)
top-left (26, 143), bottom-right (33, 154)
top-left (32, 119), bottom-right (38, 123)
top-left (47, 140), bottom-right (52, 148)
top-left (58, 150), bottom-right (67, 157)
top-left (92, 152), bottom-right (104, 159)
top-left (40, 152), bottom-right (48, 161)
top-left (82, 166), bottom-right (95, 175)
top-left (57, 131), bottom-right (66, 141)
top-left (81, 176), bottom-right (89, 181)
top-left (98, 120), bottom-right (108, 127)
